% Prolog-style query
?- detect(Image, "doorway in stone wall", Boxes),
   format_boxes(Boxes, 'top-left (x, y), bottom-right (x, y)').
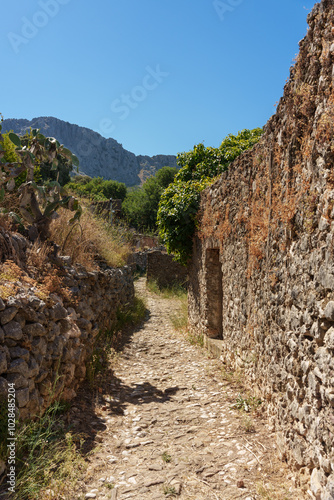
top-left (205, 248), bottom-right (223, 339)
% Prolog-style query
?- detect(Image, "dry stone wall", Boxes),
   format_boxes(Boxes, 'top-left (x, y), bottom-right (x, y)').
top-left (0, 258), bottom-right (134, 420)
top-left (147, 250), bottom-right (188, 288)
top-left (188, 1), bottom-right (334, 498)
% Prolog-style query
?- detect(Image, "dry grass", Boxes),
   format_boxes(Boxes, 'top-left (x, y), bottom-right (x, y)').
top-left (26, 241), bottom-right (49, 269)
top-left (9, 400), bottom-right (88, 500)
top-left (49, 208), bottom-right (132, 270)
top-left (0, 257), bottom-right (73, 304)
top-left (0, 260), bottom-right (38, 300)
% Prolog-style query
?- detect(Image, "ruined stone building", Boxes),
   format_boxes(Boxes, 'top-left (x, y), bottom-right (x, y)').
top-left (188, 1), bottom-right (334, 497)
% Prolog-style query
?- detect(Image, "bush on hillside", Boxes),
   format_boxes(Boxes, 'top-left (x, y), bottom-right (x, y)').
top-left (66, 176), bottom-right (127, 202)
top-left (122, 166), bottom-right (178, 231)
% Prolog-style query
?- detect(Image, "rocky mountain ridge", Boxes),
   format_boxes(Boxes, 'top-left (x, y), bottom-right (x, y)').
top-left (1, 116), bottom-right (177, 186)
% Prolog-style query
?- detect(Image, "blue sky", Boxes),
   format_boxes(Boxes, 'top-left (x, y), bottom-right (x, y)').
top-left (2, 0), bottom-right (315, 157)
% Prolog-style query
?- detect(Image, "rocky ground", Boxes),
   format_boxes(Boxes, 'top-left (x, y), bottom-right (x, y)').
top-left (66, 278), bottom-right (306, 500)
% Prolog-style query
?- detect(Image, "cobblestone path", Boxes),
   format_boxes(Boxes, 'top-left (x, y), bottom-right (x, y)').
top-left (78, 278), bottom-right (305, 500)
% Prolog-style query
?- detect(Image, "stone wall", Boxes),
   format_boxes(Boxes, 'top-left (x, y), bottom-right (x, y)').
top-left (0, 258), bottom-right (134, 421)
top-left (188, 1), bottom-right (334, 498)
top-left (127, 247), bottom-right (167, 273)
top-left (132, 234), bottom-right (159, 250)
top-left (147, 251), bottom-right (188, 288)
top-left (90, 199), bottom-right (122, 220)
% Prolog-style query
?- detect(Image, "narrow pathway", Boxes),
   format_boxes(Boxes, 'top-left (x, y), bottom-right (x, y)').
top-left (77, 278), bottom-right (305, 500)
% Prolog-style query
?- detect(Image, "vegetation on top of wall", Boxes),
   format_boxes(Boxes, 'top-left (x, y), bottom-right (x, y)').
top-left (176, 129), bottom-right (264, 182)
top-left (157, 128), bottom-right (264, 265)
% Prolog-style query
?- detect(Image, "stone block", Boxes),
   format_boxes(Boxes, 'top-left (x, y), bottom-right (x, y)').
top-left (0, 377), bottom-right (8, 396)
top-left (7, 359), bottom-right (30, 378)
top-left (28, 357), bottom-right (40, 378)
top-left (315, 347), bottom-right (331, 373)
top-left (0, 352), bottom-right (7, 375)
top-left (52, 303), bottom-right (67, 320)
top-left (291, 435), bottom-right (307, 466)
top-left (9, 346), bottom-right (30, 361)
top-left (75, 363), bottom-right (86, 379)
top-left (16, 387), bottom-right (30, 408)
top-left (7, 373), bottom-right (29, 389)
top-left (61, 387), bottom-right (76, 401)
top-left (58, 318), bottom-right (72, 334)
top-left (63, 362), bottom-right (75, 380)
top-left (324, 327), bottom-right (334, 349)
top-left (76, 318), bottom-right (92, 333)
top-left (3, 321), bottom-right (22, 340)
top-left (31, 336), bottom-right (47, 356)
top-left (323, 301), bottom-right (334, 321)
top-left (28, 388), bottom-right (42, 415)
top-left (26, 296), bottom-right (46, 311)
top-left (50, 336), bottom-right (65, 358)
top-left (323, 475), bottom-right (334, 500)
top-left (48, 322), bottom-right (60, 342)
top-left (310, 468), bottom-right (325, 500)
top-left (21, 307), bottom-right (38, 322)
top-left (319, 216), bottom-right (330, 231)
top-left (0, 307), bottom-right (18, 325)
top-left (14, 313), bottom-right (26, 329)
top-left (308, 371), bottom-right (320, 395)
top-left (67, 307), bottom-right (77, 321)
top-left (23, 322), bottom-right (46, 337)
top-left (203, 336), bottom-right (223, 359)
top-left (317, 266), bottom-right (334, 291)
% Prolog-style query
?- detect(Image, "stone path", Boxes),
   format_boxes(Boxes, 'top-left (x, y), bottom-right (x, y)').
top-left (73, 278), bottom-right (306, 500)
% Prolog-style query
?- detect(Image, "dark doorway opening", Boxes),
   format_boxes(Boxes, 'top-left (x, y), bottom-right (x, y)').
top-left (205, 248), bottom-right (223, 339)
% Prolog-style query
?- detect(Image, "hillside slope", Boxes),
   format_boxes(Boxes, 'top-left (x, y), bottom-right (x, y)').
top-left (1, 116), bottom-right (177, 186)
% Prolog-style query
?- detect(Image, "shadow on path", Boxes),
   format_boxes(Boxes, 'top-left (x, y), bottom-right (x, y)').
top-left (62, 300), bottom-right (182, 456)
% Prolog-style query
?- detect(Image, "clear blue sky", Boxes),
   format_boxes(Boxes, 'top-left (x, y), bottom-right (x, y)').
top-left (2, 0), bottom-right (315, 157)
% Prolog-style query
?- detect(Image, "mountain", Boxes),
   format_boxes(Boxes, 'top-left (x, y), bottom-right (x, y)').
top-left (1, 116), bottom-right (177, 186)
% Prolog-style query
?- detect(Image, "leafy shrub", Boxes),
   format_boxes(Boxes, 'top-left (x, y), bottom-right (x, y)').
top-left (157, 178), bottom-right (212, 264)
top-left (122, 166), bottom-right (177, 231)
top-left (157, 128), bottom-right (263, 264)
top-left (66, 176), bottom-right (127, 202)
top-left (176, 129), bottom-right (263, 183)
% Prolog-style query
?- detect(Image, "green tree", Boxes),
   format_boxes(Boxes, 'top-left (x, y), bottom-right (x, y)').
top-left (122, 166), bottom-right (178, 231)
top-left (157, 128), bottom-right (263, 265)
top-left (100, 179), bottom-right (127, 200)
top-left (157, 178), bottom-right (212, 263)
